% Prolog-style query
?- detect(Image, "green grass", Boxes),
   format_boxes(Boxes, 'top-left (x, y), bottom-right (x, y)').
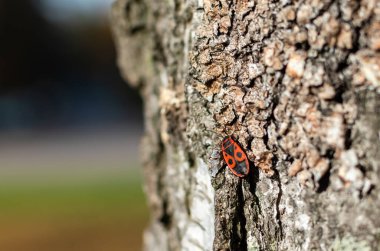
top-left (0, 171), bottom-right (146, 216)
top-left (0, 168), bottom-right (149, 251)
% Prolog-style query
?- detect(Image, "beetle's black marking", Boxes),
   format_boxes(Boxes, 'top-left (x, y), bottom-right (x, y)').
top-left (237, 152), bottom-right (242, 158)
top-left (223, 138), bottom-right (233, 150)
top-left (234, 160), bottom-right (248, 175)
top-left (228, 159), bottom-right (233, 165)
top-left (224, 143), bottom-right (234, 156)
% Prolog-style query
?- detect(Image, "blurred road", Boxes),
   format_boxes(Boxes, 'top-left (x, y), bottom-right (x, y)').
top-left (0, 126), bottom-right (142, 176)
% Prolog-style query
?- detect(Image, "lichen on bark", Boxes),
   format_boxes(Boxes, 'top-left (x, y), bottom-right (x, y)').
top-left (111, 0), bottom-right (380, 250)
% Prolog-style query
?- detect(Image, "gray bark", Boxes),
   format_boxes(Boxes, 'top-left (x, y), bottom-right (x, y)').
top-left (111, 0), bottom-right (380, 250)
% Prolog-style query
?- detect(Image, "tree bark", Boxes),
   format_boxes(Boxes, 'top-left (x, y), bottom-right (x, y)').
top-left (111, 0), bottom-right (380, 250)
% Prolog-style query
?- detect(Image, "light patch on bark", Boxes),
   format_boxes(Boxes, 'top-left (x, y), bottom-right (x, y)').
top-left (143, 223), bottom-right (168, 251)
top-left (331, 235), bottom-right (372, 251)
top-left (182, 158), bottom-right (214, 251)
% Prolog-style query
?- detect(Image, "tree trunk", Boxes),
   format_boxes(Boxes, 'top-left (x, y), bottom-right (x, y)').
top-left (111, 0), bottom-right (380, 250)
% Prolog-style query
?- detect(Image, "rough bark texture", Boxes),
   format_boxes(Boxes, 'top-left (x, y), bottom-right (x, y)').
top-left (111, 0), bottom-right (380, 250)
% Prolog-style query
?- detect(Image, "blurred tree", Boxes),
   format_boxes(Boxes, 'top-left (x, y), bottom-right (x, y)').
top-left (0, 0), bottom-right (69, 93)
top-left (112, 0), bottom-right (380, 250)
top-left (0, 0), bottom-right (142, 130)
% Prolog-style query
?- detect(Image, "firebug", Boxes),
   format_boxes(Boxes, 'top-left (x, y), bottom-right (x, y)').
top-left (221, 136), bottom-right (250, 177)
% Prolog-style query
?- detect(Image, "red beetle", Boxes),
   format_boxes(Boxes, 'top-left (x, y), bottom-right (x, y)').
top-left (221, 136), bottom-right (250, 177)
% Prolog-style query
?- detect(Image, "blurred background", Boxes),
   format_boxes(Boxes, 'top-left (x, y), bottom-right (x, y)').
top-left (0, 1), bottom-right (147, 251)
